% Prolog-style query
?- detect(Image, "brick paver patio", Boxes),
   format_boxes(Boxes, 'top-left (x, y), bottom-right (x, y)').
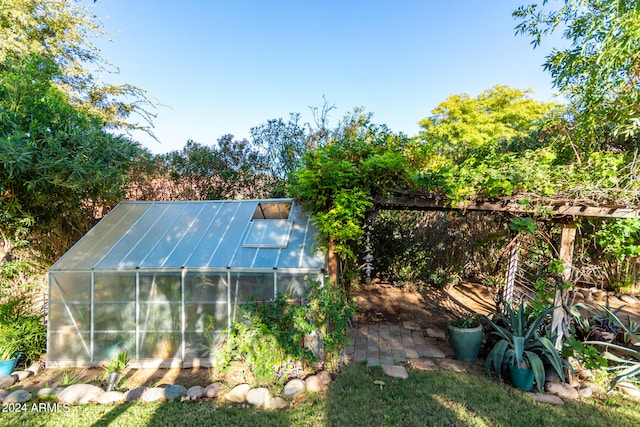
top-left (345, 323), bottom-right (468, 372)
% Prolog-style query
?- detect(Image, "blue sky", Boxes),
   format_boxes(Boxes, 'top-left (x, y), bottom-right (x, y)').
top-left (91, 1), bottom-right (562, 154)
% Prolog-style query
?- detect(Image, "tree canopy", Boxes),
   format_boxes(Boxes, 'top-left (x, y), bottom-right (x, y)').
top-left (514, 0), bottom-right (640, 152)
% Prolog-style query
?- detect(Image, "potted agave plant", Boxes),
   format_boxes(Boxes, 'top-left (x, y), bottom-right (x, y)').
top-left (485, 302), bottom-right (566, 392)
top-left (447, 313), bottom-right (484, 363)
top-left (104, 351), bottom-right (129, 392)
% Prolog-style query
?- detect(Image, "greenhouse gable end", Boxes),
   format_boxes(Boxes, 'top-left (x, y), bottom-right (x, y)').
top-left (47, 199), bottom-right (325, 368)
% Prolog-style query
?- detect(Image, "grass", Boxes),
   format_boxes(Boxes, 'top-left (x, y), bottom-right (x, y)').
top-left (4, 362), bottom-right (640, 427)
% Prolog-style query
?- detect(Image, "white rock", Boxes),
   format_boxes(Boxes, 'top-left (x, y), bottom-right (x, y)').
top-left (140, 387), bottom-right (167, 403)
top-left (37, 387), bottom-right (65, 399)
top-left (58, 384), bottom-right (105, 404)
top-left (225, 383), bottom-right (250, 403)
top-left (0, 389), bottom-right (8, 403)
top-left (282, 378), bottom-right (306, 398)
top-left (267, 396), bottom-right (289, 409)
top-left (545, 382), bottom-right (579, 400)
top-left (246, 387), bottom-right (271, 407)
top-left (3, 389), bottom-right (32, 404)
top-left (203, 382), bottom-right (225, 398)
top-left (305, 375), bottom-right (327, 393)
top-left (184, 385), bottom-right (204, 401)
top-left (94, 391), bottom-right (124, 404)
top-left (524, 392), bottom-right (565, 405)
top-left (381, 364), bottom-right (409, 379)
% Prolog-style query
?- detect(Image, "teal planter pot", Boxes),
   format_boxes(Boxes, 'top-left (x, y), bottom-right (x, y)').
top-left (447, 324), bottom-right (483, 363)
top-left (0, 357), bottom-right (18, 377)
top-left (509, 365), bottom-right (535, 391)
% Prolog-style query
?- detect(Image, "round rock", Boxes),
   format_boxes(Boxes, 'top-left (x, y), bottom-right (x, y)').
top-left (37, 387), bottom-right (65, 399)
top-left (141, 387), bottom-right (167, 403)
top-left (4, 389), bottom-right (32, 404)
top-left (123, 386), bottom-right (147, 402)
top-left (0, 375), bottom-right (17, 388)
top-left (165, 384), bottom-right (187, 400)
top-left (225, 383), bottom-right (250, 403)
top-left (184, 385), bottom-right (204, 401)
top-left (282, 378), bottom-right (306, 398)
top-left (305, 375), bottom-right (327, 393)
top-left (94, 391), bottom-right (124, 404)
top-left (58, 384), bottom-right (105, 404)
top-left (203, 382), bottom-right (225, 398)
top-left (267, 396), bottom-right (289, 409)
top-left (246, 387), bottom-right (271, 407)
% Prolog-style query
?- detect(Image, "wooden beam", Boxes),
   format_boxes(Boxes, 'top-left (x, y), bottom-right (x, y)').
top-left (374, 195), bottom-right (640, 219)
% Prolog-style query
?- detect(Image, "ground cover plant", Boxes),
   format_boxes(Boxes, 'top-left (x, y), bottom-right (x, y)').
top-left (4, 363), bottom-right (640, 427)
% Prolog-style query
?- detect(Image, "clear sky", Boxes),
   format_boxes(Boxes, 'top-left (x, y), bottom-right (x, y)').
top-left (91, 0), bottom-right (561, 154)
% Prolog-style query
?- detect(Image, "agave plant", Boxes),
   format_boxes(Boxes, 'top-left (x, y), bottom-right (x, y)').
top-left (583, 303), bottom-right (640, 391)
top-left (485, 302), bottom-right (567, 392)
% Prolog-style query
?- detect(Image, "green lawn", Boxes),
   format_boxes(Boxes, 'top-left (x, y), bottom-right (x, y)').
top-left (4, 363), bottom-right (640, 427)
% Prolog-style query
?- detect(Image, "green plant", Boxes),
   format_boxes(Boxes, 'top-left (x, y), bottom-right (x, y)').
top-left (218, 279), bottom-right (356, 384)
top-left (61, 370), bottom-right (81, 386)
top-left (107, 351), bottom-right (129, 374)
top-left (0, 293), bottom-right (46, 365)
top-left (570, 299), bottom-right (625, 342)
top-left (449, 313), bottom-right (481, 329)
top-left (563, 337), bottom-right (608, 371)
top-left (485, 302), bottom-right (567, 392)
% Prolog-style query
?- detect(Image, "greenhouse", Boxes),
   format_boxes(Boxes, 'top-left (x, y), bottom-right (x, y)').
top-left (47, 199), bottom-right (325, 368)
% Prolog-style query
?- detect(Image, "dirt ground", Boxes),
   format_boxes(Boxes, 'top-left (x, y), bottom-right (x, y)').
top-left (15, 281), bottom-right (640, 391)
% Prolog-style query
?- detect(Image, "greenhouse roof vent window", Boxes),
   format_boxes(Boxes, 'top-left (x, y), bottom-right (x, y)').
top-left (244, 201), bottom-right (293, 248)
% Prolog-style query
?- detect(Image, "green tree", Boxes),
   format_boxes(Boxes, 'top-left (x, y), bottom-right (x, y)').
top-left (418, 85), bottom-right (560, 164)
top-left (291, 110), bottom-right (412, 285)
top-left (514, 0), bottom-right (640, 152)
top-left (0, 0), bottom-right (156, 135)
top-left (0, 55), bottom-right (143, 257)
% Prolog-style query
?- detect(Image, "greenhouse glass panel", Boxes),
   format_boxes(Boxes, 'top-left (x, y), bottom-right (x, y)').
top-left (48, 302), bottom-right (90, 331)
top-left (185, 303), bottom-right (228, 332)
top-left (139, 333), bottom-right (181, 359)
top-left (230, 273), bottom-right (274, 303)
top-left (184, 273), bottom-right (227, 302)
top-left (93, 332), bottom-right (134, 361)
top-left (94, 273), bottom-right (135, 302)
top-left (139, 273), bottom-right (181, 302)
top-left (184, 332), bottom-right (226, 359)
top-left (94, 303), bottom-right (136, 331)
top-left (48, 332), bottom-right (91, 363)
top-left (276, 274), bottom-right (311, 298)
top-left (50, 273), bottom-right (91, 303)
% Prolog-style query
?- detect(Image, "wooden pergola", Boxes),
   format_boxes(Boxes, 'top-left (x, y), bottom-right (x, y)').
top-left (372, 191), bottom-right (640, 349)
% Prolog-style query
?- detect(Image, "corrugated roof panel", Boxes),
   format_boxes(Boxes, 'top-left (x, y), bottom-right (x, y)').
top-left (51, 199), bottom-right (324, 272)
top-left (206, 201), bottom-right (257, 268)
top-left (51, 203), bottom-right (149, 271)
top-left (277, 211), bottom-right (324, 269)
top-left (138, 202), bottom-right (208, 268)
top-left (162, 202), bottom-right (222, 268)
top-left (95, 203), bottom-right (187, 269)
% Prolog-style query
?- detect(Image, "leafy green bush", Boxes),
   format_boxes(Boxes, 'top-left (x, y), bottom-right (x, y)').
top-left (217, 280), bottom-right (356, 385)
top-left (0, 293), bottom-right (46, 365)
